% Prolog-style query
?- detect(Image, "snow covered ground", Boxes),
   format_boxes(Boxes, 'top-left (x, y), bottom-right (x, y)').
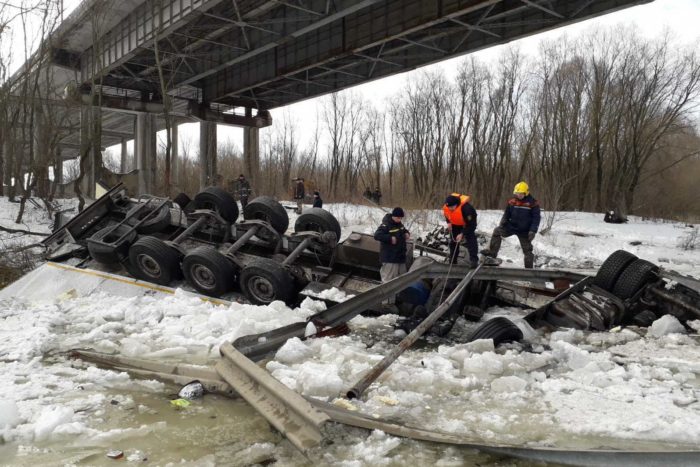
top-left (1, 198), bottom-right (699, 465)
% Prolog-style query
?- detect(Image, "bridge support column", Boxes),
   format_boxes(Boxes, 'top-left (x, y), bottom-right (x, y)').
top-left (243, 126), bottom-right (259, 191)
top-left (55, 148), bottom-right (64, 197)
top-left (171, 122), bottom-right (179, 188)
top-left (79, 107), bottom-right (102, 199)
top-left (199, 121), bottom-right (217, 190)
top-left (136, 113), bottom-right (156, 194)
top-left (120, 138), bottom-right (128, 172)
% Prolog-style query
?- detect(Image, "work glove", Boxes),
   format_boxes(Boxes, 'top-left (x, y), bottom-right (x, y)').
top-left (528, 231), bottom-right (536, 242)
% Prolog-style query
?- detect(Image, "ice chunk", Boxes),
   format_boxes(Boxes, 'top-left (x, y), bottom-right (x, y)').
top-left (304, 321), bottom-right (317, 337)
top-left (464, 339), bottom-right (495, 354)
top-left (274, 337), bottom-right (313, 364)
top-left (34, 406), bottom-right (74, 441)
top-left (649, 315), bottom-right (686, 338)
top-left (551, 340), bottom-right (593, 370)
top-left (687, 320), bottom-right (700, 333)
top-left (297, 363), bottom-right (344, 397)
top-left (491, 376), bottom-right (528, 393)
top-left (463, 353), bottom-right (504, 375)
top-left (0, 400), bottom-right (21, 428)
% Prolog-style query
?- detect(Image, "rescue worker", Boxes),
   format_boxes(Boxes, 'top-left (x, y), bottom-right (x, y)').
top-left (293, 177), bottom-right (305, 214)
top-left (234, 174), bottom-right (252, 209)
top-left (482, 181), bottom-right (540, 269)
top-left (374, 207), bottom-right (410, 283)
top-left (443, 193), bottom-right (479, 267)
top-left (312, 191), bottom-right (323, 208)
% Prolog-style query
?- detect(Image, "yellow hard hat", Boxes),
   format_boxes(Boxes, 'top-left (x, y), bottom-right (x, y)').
top-left (513, 181), bottom-right (529, 195)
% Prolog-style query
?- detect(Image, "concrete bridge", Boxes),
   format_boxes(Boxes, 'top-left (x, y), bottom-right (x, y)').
top-left (4, 0), bottom-right (653, 197)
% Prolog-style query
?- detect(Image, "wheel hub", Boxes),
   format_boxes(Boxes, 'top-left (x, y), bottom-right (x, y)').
top-left (248, 276), bottom-right (275, 302)
top-left (191, 264), bottom-right (216, 290)
top-left (137, 253), bottom-right (161, 278)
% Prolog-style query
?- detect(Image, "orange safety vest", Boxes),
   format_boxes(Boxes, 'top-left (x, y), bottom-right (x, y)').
top-left (442, 193), bottom-right (472, 226)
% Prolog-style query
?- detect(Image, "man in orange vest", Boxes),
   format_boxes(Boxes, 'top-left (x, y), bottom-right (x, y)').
top-left (443, 194), bottom-right (478, 267)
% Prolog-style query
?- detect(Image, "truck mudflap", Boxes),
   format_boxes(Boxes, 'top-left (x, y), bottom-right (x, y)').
top-left (234, 262), bottom-right (589, 362)
top-left (70, 349), bottom-right (700, 467)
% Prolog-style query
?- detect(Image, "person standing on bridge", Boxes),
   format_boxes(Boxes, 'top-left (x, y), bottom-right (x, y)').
top-left (443, 193), bottom-right (478, 267)
top-left (481, 181), bottom-right (540, 269)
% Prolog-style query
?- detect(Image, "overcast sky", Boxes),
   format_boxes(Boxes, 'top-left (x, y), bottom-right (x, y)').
top-left (3, 0), bottom-right (700, 159)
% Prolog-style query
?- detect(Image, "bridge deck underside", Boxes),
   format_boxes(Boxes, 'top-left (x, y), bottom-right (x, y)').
top-left (71, 0), bottom-right (651, 111)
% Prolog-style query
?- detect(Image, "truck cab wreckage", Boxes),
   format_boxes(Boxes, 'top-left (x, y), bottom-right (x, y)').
top-left (41, 185), bottom-right (700, 465)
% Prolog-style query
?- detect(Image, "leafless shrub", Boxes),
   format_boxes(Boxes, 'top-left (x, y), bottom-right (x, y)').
top-left (678, 227), bottom-right (699, 251)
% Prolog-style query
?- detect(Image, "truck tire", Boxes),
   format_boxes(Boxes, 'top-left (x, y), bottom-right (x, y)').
top-left (612, 259), bottom-right (659, 300)
top-left (87, 225), bottom-right (137, 264)
top-left (126, 203), bottom-right (171, 234)
top-left (182, 247), bottom-right (237, 297)
top-left (593, 250), bottom-right (637, 291)
top-left (467, 317), bottom-right (523, 346)
top-left (239, 258), bottom-right (296, 305)
top-left (194, 187), bottom-right (239, 223)
top-left (294, 208), bottom-right (341, 239)
top-left (128, 237), bottom-right (182, 285)
top-left (243, 196), bottom-right (289, 234)
top-left (630, 309), bottom-right (657, 327)
top-left (173, 192), bottom-right (192, 210)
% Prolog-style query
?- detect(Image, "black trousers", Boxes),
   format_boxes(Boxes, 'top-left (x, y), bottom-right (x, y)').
top-left (449, 229), bottom-right (478, 264)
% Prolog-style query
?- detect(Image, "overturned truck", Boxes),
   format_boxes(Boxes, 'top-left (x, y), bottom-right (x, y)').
top-left (44, 183), bottom-right (700, 341)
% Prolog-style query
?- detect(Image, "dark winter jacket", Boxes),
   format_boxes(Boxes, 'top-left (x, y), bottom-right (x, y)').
top-left (312, 196), bottom-right (323, 208)
top-left (235, 179), bottom-right (252, 198)
top-left (293, 181), bottom-right (305, 200)
top-left (374, 213), bottom-right (409, 264)
top-left (500, 195), bottom-right (541, 234)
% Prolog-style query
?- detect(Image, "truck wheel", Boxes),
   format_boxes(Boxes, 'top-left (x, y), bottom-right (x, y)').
top-left (128, 237), bottom-right (182, 285)
top-left (239, 258), bottom-right (296, 305)
top-left (126, 203), bottom-right (171, 234)
top-left (593, 250), bottom-right (637, 291)
top-left (173, 192), bottom-right (192, 210)
top-left (467, 317), bottom-right (523, 346)
top-left (243, 196), bottom-right (289, 234)
top-left (612, 259), bottom-right (659, 300)
top-left (87, 225), bottom-right (137, 264)
top-left (194, 187), bottom-right (239, 223)
top-left (630, 309), bottom-right (657, 327)
top-left (182, 247), bottom-right (237, 297)
top-left (294, 208), bottom-right (341, 239)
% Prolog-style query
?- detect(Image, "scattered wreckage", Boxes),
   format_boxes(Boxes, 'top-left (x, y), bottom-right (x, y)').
top-left (41, 185), bottom-right (700, 465)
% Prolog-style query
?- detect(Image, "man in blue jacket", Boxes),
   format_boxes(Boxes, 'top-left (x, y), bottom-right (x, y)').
top-left (482, 182), bottom-right (540, 268)
top-left (374, 207), bottom-right (410, 283)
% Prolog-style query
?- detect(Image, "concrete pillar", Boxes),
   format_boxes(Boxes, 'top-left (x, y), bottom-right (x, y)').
top-left (171, 122), bottom-right (179, 187)
top-left (120, 138), bottom-right (128, 173)
top-left (136, 113), bottom-right (156, 194)
top-left (79, 106), bottom-right (102, 198)
top-left (55, 148), bottom-right (64, 197)
top-left (199, 121), bottom-right (217, 190)
top-left (243, 126), bottom-right (260, 191)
